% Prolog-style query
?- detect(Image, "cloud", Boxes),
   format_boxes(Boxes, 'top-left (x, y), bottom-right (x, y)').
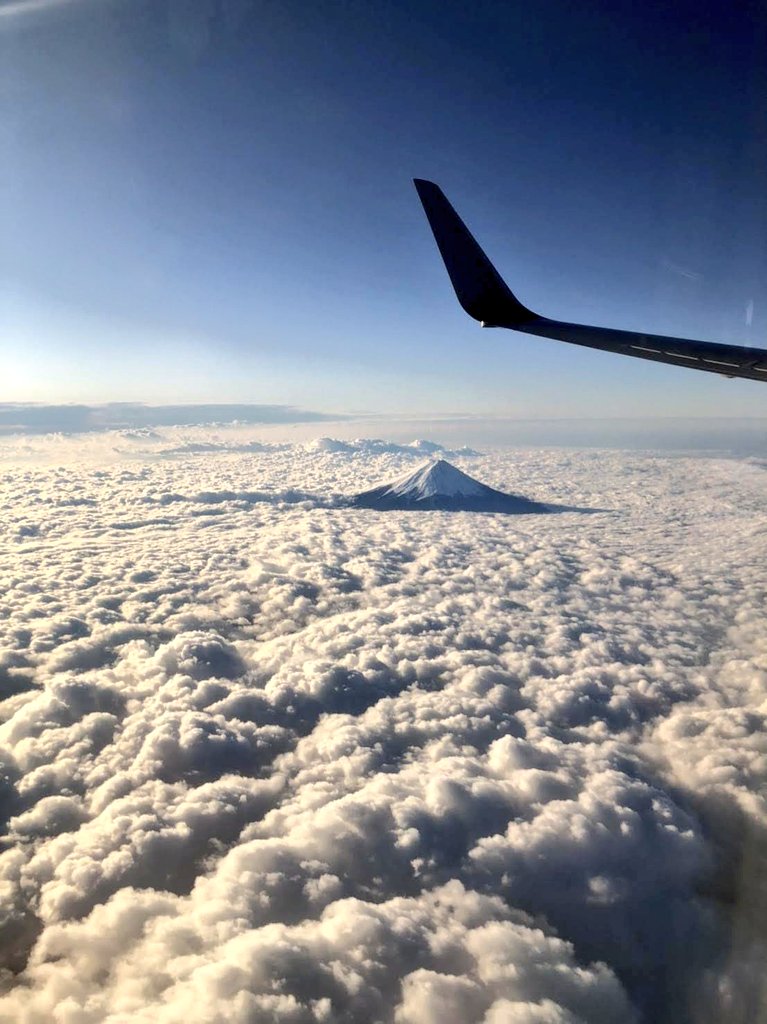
top-left (0, 440), bottom-right (764, 1020)
top-left (0, 404), bottom-right (339, 437)
top-left (305, 437), bottom-right (482, 458)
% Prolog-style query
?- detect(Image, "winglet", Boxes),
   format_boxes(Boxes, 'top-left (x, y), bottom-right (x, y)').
top-left (413, 179), bottom-right (536, 327)
top-left (413, 179), bottom-right (767, 383)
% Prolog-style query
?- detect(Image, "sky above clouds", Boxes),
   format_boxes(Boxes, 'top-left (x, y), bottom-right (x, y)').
top-left (3, 0), bottom-right (767, 416)
top-left (0, 433), bottom-right (766, 1021)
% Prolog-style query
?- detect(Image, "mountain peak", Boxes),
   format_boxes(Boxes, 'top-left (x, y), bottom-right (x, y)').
top-left (387, 459), bottom-right (487, 499)
top-left (350, 458), bottom-right (546, 513)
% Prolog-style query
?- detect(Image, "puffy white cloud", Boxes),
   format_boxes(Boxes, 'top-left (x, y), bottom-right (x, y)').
top-left (304, 437), bottom-right (482, 458)
top-left (4, 882), bottom-right (634, 1024)
top-left (0, 433), bottom-right (765, 1020)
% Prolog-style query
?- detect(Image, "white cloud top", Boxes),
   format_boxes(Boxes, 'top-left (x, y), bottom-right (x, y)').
top-left (0, 430), bottom-right (765, 1022)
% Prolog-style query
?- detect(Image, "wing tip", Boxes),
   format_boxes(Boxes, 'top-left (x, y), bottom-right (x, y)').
top-left (412, 177), bottom-right (536, 327)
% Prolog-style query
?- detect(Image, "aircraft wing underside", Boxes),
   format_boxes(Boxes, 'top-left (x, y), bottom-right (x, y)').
top-left (414, 178), bottom-right (767, 384)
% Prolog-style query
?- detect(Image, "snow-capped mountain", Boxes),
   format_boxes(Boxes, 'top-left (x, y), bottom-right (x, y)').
top-left (350, 459), bottom-right (547, 512)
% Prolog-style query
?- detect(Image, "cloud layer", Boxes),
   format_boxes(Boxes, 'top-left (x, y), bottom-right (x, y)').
top-left (0, 434), bottom-right (765, 1022)
top-left (0, 404), bottom-right (336, 436)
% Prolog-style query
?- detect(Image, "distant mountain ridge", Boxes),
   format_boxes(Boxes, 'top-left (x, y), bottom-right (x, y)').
top-left (350, 459), bottom-right (547, 513)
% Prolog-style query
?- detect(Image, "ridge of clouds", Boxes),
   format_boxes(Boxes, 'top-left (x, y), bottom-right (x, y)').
top-left (0, 442), bottom-right (765, 1020)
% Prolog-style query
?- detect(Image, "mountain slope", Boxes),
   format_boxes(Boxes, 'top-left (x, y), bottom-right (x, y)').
top-left (350, 459), bottom-right (547, 513)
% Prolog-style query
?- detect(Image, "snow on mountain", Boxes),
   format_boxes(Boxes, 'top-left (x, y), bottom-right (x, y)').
top-left (388, 459), bottom-right (487, 498)
top-left (350, 458), bottom-right (547, 512)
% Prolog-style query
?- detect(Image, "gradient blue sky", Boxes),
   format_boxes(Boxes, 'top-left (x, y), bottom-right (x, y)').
top-left (3, 0), bottom-right (767, 417)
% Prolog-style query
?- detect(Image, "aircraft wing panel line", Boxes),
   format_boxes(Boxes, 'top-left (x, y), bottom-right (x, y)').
top-left (517, 318), bottom-right (767, 381)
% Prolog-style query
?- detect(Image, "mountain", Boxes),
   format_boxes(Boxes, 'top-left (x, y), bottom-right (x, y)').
top-left (349, 459), bottom-right (547, 513)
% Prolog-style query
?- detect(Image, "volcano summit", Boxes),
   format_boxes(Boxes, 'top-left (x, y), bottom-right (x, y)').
top-left (350, 459), bottom-right (547, 513)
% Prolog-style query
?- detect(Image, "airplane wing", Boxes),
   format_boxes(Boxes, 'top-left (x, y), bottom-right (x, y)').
top-left (413, 178), bottom-right (767, 383)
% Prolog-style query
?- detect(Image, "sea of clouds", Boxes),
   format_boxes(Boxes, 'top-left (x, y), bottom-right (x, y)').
top-left (0, 427), bottom-right (765, 1023)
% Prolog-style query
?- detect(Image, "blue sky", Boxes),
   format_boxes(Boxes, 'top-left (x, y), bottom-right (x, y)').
top-left (3, 0), bottom-right (767, 417)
